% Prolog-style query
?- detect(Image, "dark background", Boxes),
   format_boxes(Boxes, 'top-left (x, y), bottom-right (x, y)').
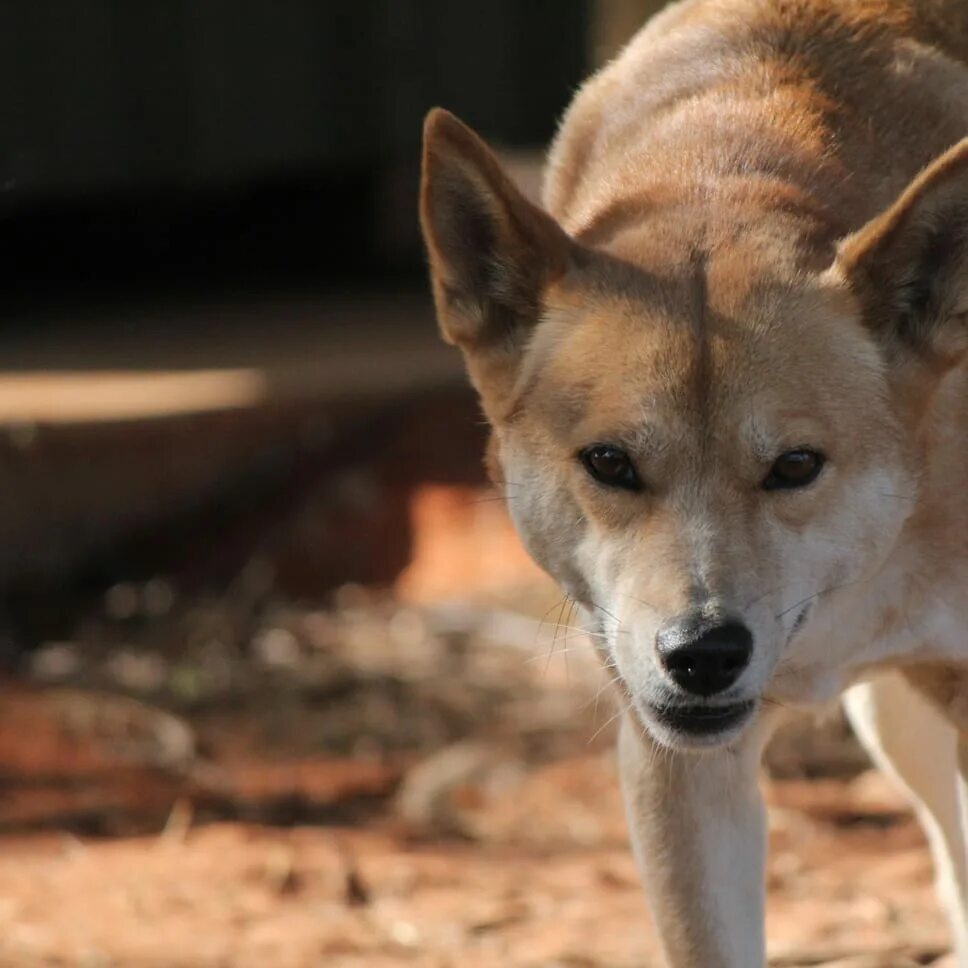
top-left (0, 1), bottom-right (587, 310)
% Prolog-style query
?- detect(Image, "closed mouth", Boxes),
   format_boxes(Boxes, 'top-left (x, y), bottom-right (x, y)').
top-left (650, 699), bottom-right (756, 736)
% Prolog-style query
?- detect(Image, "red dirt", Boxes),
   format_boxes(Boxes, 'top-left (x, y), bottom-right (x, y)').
top-left (0, 686), bottom-right (953, 967)
top-left (0, 488), bottom-right (955, 967)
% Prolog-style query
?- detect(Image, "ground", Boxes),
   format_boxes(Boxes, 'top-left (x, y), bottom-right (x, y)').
top-left (0, 544), bottom-right (957, 966)
top-left (0, 742), bottom-right (953, 967)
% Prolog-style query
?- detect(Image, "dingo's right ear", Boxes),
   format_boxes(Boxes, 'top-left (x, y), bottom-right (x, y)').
top-left (835, 138), bottom-right (968, 371)
top-left (420, 109), bottom-right (573, 409)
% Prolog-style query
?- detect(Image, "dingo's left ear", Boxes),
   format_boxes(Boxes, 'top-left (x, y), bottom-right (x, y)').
top-left (835, 138), bottom-right (968, 369)
top-left (420, 109), bottom-right (574, 413)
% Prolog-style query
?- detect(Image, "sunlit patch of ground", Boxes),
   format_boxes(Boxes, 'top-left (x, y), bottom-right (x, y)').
top-left (0, 752), bottom-right (950, 967)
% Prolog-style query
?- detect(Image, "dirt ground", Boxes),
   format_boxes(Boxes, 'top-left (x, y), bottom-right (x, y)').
top-left (0, 486), bottom-right (957, 967)
top-left (0, 755), bottom-right (951, 968)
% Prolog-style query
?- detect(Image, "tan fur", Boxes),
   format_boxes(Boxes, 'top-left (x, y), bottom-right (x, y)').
top-left (421, 2), bottom-right (968, 963)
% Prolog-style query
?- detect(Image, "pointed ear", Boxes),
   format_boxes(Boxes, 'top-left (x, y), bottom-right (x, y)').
top-left (835, 139), bottom-right (968, 369)
top-left (419, 109), bottom-right (573, 382)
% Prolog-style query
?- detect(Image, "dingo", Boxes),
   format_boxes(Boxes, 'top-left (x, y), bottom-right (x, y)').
top-left (419, 1), bottom-right (968, 963)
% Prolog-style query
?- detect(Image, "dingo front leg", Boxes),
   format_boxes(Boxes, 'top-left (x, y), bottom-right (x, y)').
top-left (846, 673), bottom-right (968, 965)
top-left (617, 715), bottom-right (767, 968)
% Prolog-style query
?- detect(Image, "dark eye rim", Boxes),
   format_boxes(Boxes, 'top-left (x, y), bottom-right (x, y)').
top-left (578, 443), bottom-right (643, 492)
top-left (762, 448), bottom-right (826, 491)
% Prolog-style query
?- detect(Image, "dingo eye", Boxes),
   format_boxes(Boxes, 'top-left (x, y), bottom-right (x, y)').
top-left (763, 449), bottom-right (825, 490)
top-left (579, 444), bottom-right (642, 491)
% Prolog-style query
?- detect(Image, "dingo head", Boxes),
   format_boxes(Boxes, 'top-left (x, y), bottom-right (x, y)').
top-left (420, 108), bottom-right (968, 750)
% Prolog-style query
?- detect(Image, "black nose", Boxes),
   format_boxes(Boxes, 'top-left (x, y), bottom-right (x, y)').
top-left (655, 615), bottom-right (753, 697)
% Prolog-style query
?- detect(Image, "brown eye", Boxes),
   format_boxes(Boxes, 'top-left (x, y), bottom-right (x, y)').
top-left (763, 449), bottom-right (825, 491)
top-left (579, 444), bottom-right (642, 491)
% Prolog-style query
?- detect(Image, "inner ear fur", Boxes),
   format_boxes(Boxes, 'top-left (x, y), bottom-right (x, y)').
top-left (835, 138), bottom-right (968, 368)
top-left (419, 108), bottom-right (573, 365)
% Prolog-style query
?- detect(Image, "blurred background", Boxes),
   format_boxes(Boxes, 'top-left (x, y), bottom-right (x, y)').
top-left (0, 3), bottom-right (953, 966)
